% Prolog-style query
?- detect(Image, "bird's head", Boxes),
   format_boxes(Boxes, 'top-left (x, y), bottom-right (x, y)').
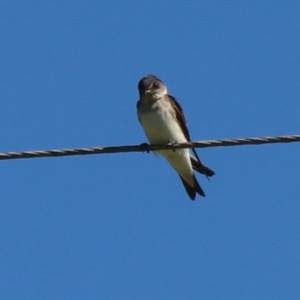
top-left (138, 75), bottom-right (167, 100)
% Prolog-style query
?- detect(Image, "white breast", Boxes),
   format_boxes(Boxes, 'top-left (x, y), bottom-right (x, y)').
top-left (139, 107), bottom-right (187, 145)
top-left (138, 99), bottom-right (193, 181)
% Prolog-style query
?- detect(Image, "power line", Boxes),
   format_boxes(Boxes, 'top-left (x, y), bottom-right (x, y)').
top-left (1, 134), bottom-right (299, 161)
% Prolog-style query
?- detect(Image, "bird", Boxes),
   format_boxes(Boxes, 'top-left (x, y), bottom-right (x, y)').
top-left (136, 74), bottom-right (215, 200)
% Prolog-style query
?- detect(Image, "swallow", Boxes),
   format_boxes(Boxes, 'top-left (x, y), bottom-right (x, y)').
top-left (136, 74), bottom-right (215, 200)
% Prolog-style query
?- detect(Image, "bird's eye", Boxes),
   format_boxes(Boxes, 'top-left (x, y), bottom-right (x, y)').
top-left (153, 82), bottom-right (159, 88)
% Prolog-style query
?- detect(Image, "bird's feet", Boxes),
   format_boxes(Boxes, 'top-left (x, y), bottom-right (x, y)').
top-left (168, 139), bottom-right (178, 152)
top-left (140, 142), bottom-right (150, 153)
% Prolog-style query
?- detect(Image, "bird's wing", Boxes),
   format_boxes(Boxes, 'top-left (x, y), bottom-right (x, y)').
top-left (168, 95), bottom-right (203, 165)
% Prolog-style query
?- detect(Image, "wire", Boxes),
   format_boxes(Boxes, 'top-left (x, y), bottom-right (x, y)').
top-left (0, 134), bottom-right (299, 161)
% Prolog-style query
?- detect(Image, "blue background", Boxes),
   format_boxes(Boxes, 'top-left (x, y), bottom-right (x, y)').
top-left (1, 1), bottom-right (299, 299)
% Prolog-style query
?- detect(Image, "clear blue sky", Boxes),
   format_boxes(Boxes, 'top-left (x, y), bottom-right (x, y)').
top-left (1, 1), bottom-right (300, 299)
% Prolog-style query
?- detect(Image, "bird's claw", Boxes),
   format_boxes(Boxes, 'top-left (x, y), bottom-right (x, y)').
top-left (168, 139), bottom-right (177, 152)
top-left (140, 142), bottom-right (150, 153)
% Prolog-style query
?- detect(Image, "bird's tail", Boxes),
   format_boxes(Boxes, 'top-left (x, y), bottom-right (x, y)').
top-left (179, 174), bottom-right (205, 200)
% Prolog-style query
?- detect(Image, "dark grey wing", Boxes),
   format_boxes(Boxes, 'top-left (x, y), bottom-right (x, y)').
top-left (136, 99), bottom-right (143, 123)
top-left (168, 95), bottom-right (215, 178)
top-left (167, 95), bottom-right (191, 141)
top-left (168, 95), bottom-right (210, 167)
top-left (136, 100), bottom-right (141, 109)
top-left (190, 156), bottom-right (215, 177)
